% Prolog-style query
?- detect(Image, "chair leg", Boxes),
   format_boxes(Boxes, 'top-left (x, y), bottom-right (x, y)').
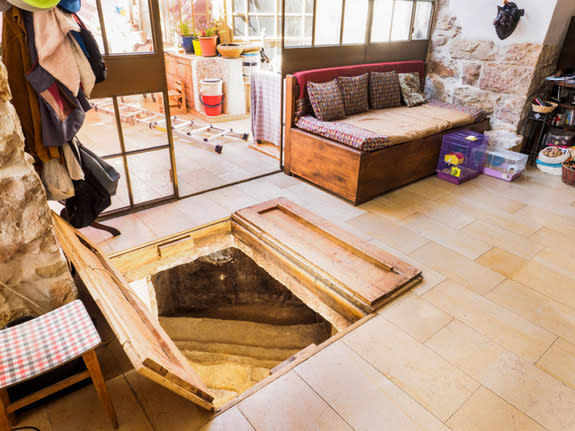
top-left (82, 350), bottom-right (119, 429)
top-left (0, 389), bottom-right (13, 431)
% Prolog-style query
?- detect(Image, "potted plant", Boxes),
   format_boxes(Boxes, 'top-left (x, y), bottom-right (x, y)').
top-left (198, 24), bottom-right (218, 57)
top-left (177, 21), bottom-right (195, 54)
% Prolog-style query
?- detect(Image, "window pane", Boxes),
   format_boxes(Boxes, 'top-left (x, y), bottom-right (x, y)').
top-left (305, 0), bottom-right (313, 13)
top-left (371, 0), bottom-right (393, 42)
top-left (286, 0), bottom-right (304, 13)
top-left (248, 15), bottom-right (275, 38)
top-left (104, 157), bottom-right (130, 212)
top-left (77, 98), bottom-right (122, 157)
top-left (77, 0), bottom-right (106, 52)
top-left (249, 0), bottom-right (275, 13)
top-left (234, 16), bottom-right (247, 37)
top-left (285, 16), bottom-right (312, 47)
top-left (413, 1), bottom-right (432, 40)
top-left (342, 0), bottom-right (368, 44)
top-left (233, 0), bottom-right (246, 10)
top-left (100, 0), bottom-right (154, 53)
top-left (314, 0), bottom-right (343, 45)
top-left (390, 0), bottom-right (413, 41)
top-left (128, 149), bottom-right (174, 204)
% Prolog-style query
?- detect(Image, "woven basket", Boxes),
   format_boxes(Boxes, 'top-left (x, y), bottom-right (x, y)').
top-left (532, 102), bottom-right (557, 114)
top-left (562, 159), bottom-right (575, 186)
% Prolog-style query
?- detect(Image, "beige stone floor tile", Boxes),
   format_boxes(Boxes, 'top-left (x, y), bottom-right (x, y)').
top-left (409, 242), bottom-right (505, 295)
top-left (45, 374), bottom-right (154, 431)
top-left (378, 292), bottom-right (453, 343)
top-left (379, 187), bottom-right (477, 231)
top-left (466, 173), bottom-right (513, 192)
top-left (447, 199), bottom-right (541, 237)
top-left (474, 247), bottom-right (528, 279)
top-left (462, 219), bottom-right (544, 260)
top-left (101, 214), bottom-right (157, 253)
top-left (456, 185), bottom-right (526, 215)
top-left (135, 203), bottom-right (199, 238)
top-left (501, 182), bottom-right (575, 217)
top-left (410, 269), bottom-right (447, 296)
top-left (488, 279), bottom-right (575, 345)
top-left (346, 212), bottom-right (429, 255)
top-left (411, 196), bottom-right (478, 230)
top-left (295, 341), bottom-right (449, 431)
top-left (512, 260), bottom-right (575, 309)
top-left (534, 247), bottom-right (575, 280)
top-left (358, 193), bottom-right (417, 223)
top-left (424, 280), bottom-right (555, 362)
top-left (399, 176), bottom-right (456, 200)
top-left (238, 371), bottom-right (353, 431)
top-left (537, 337), bottom-right (575, 389)
top-left (400, 212), bottom-right (492, 260)
top-left (537, 337), bottom-right (575, 390)
top-left (426, 320), bottom-right (575, 431)
top-left (343, 314), bottom-right (479, 421)
top-left (173, 193), bottom-right (232, 223)
top-left (514, 205), bottom-right (575, 233)
top-left (530, 227), bottom-right (575, 251)
top-left (446, 386), bottom-right (546, 431)
top-left (123, 370), bottom-right (213, 431)
top-left (200, 185), bottom-right (258, 214)
top-left (196, 407), bottom-right (254, 431)
top-left (79, 225), bottom-right (115, 254)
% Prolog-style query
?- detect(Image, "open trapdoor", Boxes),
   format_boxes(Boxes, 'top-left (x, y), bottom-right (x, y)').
top-left (53, 198), bottom-right (422, 411)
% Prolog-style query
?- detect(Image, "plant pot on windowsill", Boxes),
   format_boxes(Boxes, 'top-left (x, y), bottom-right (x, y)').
top-left (181, 35), bottom-right (195, 54)
top-left (198, 36), bottom-right (218, 57)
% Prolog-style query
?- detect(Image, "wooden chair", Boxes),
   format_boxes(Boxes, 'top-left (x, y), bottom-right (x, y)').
top-left (162, 80), bottom-right (187, 115)
top-left (0, 300), bottom-right (118, 430)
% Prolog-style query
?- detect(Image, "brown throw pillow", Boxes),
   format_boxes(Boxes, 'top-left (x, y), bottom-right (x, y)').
top-left (337, 73), bottom-right (369, 116)
top-left (398, 72), bottom-right (427, 107)
top-left (307, 79), bottom-right (346, 121)
top-left (369, 71), bottom-right (401, 109)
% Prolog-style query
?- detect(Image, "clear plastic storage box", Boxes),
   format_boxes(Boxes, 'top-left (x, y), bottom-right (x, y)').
top-left (482, 148), bottom-right (528, 181)
top-left (436, 130), bottom-right (487, 184)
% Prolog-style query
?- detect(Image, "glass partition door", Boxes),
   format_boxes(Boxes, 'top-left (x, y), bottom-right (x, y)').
top-left (77, 0), bottom-right (179, 216)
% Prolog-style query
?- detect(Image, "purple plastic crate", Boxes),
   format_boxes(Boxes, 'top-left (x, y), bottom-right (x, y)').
top-left (436, 130), bottom-right (487, 185)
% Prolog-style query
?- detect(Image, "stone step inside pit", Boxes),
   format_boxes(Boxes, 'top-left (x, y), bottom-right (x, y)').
top-left (151, 247), bottom-right (334, 407)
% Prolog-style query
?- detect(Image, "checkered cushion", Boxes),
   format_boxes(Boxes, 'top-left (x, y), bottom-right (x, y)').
top-left (398, 72), bottom-right (427, 107)
top-left (0, 300), bottom-right (100, 389)
top-left (338, 73), bottom-right (369, 116)
top-left (369, 71), bottom-right (401, 109)
top-left (307, 79), bottom-right (346, 121)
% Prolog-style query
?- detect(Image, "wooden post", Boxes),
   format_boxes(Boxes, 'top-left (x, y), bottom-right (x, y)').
top-left (0, 389), bottom-right (13, 431)
top-left (284, 75), bottom-right (297, 174)
top-left (82, 350), bottom-right (119, 429)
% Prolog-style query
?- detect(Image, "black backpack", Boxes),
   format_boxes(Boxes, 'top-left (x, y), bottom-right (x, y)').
top-left (73, 14), bottom-right (107, 83)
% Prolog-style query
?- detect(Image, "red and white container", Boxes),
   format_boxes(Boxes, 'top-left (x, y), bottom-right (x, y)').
top-left (199, 78), bottom-right (223, 116)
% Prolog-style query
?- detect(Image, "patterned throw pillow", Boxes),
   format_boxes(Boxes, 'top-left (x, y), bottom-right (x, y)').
top-left (398, 72), bottom-right (427, 107)
top-left (307, 79), bottom-right (346, 121)
top-left (337, 73), bottom-right (369, 116)
top-left (369, 71), bottom-right (401, 109)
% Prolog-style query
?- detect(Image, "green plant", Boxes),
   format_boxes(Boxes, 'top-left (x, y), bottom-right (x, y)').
top-left (200, 24), bottom-right (218, 37)
top-left (178, 21), bottom-right (194, 37)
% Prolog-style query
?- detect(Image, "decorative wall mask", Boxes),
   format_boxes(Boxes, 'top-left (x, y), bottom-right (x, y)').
top-left (493, 0), bottom-right (525, 40)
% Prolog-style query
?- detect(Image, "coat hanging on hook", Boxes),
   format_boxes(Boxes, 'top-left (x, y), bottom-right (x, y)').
top-left (494, 0), bottom-right (525, 40)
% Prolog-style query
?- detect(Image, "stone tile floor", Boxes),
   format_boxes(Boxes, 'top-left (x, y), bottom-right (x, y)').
top-left (17, 167), bottom-right (575, 430)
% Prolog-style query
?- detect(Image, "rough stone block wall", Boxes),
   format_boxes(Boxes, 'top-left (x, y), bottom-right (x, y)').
top-left (0, 60), bottom-right (77, 327)
top-left (425, 0), bottom-right (561, 133)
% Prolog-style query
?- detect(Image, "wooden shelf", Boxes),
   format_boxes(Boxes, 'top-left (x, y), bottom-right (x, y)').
top-left (547, 79), bottom-right (575, 89)
top-left (559, 103), bottom-right (575, 110)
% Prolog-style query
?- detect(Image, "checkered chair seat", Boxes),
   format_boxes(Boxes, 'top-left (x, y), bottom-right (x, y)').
top-left (0, 300), bottom-right (101, 389)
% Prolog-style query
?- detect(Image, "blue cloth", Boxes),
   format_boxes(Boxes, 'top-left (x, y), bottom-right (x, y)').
top-left (71, 31), bottom-right (90, 58)
top-left (57, 0), bottom-right (80, 13)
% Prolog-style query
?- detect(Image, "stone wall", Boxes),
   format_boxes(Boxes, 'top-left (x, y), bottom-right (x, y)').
top-left (0, 60), bottom-right (76, 327)
top-left (425, 0), bottom-right (561, 135)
